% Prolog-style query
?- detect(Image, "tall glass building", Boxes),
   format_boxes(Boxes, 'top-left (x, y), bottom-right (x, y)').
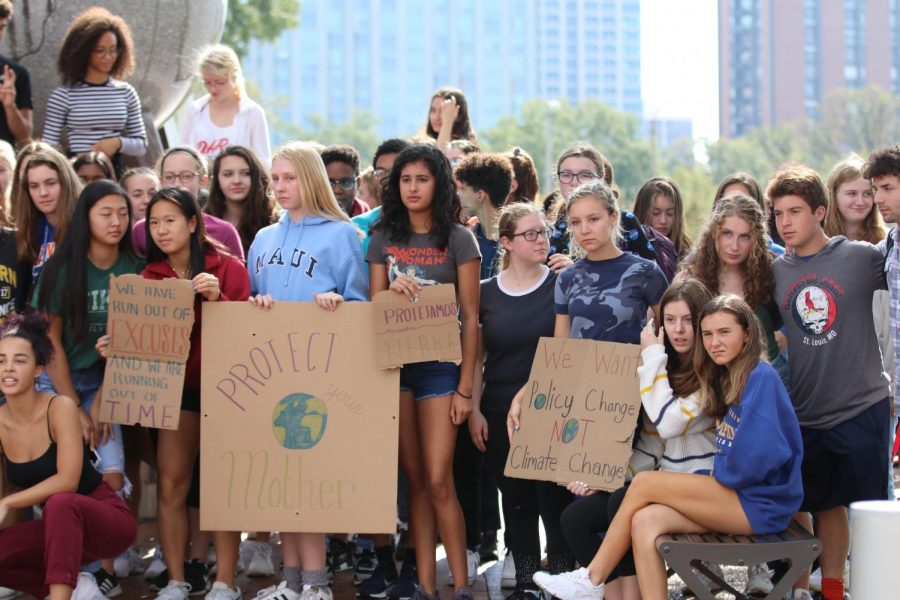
top-left (245, 0), bottom-right (642, 142)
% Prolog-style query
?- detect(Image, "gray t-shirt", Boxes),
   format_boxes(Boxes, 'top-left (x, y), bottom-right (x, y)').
top-left (366, 224), bottom-right (481, 287)
top-left (773, 236), bottom-right (889, 429)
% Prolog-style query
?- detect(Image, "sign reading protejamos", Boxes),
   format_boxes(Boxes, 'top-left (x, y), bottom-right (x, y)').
top-left (504, 337), bottom-right (642, 491)
top-left (99, 274), bottom-right (195, 430)
top-left (372, 283), bottom-right (461, 369)
top-left (201, 302), bottom-right (400, 533)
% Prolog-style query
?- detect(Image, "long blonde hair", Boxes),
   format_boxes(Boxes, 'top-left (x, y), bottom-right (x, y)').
top-left (824, 153), bottom-right (887, 244)
top-left (272, 142), bottom-right (354, 225)
top-left (694, 295), bottom-right (767, 419)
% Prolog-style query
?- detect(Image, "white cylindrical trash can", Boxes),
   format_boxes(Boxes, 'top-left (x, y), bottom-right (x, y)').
top-left (850, 500), bottom-right (900, 599)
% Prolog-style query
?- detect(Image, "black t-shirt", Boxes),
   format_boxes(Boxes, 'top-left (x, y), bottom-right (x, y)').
top-left (0, 227), bottom-right (27, 322)
top-left (479, 267), bottom-right (557, 413)
top-left (0, 55), bottom-right (31, 145)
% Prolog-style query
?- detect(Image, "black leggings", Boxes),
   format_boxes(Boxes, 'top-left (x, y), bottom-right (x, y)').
top-left (483, 411), bottom-right (574, 583)
top-left (559, 484), bottom-right (634, 582)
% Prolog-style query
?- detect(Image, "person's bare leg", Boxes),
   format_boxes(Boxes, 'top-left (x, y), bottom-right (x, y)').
top-left (585, 472), bottom-right (752, 586)
top-left (416, 395), bottom-right (468, 594)
top-left (815, 507), bottom-right (849, 581)
top-left (213, 531), bottom-right (241, 587)
top-left (617, 576), bottom-right (641, 600)
top-left (48, 583), bottom-right (73, 600)
top-left (792, 512), bottom-right (813, 590)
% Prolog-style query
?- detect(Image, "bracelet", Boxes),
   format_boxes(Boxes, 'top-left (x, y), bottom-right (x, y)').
top-left (456, 390), bottom-right (472, 399)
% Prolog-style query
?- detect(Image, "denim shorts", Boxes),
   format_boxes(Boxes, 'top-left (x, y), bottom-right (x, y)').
top-left (399, 360), bottom-right (460, 401)
top-left (37, 363), bottom-right (125, 474)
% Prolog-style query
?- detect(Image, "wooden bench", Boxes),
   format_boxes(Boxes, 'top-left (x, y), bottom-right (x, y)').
top-left (656, 520), bottom-right (821, 600)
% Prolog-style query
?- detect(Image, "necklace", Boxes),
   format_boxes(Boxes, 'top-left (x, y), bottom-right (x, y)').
top-left (170, 263), bottom-right (192, 279)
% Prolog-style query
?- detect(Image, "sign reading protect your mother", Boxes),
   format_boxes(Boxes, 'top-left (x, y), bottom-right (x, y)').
top-left (504, 337), bottom-right (642, 491)
top-left (99, 274), bottom-right (195, 430)
top-left (201, 302), bottom-right (399, 533)
top-left (372, 283), bottom-right (461, 369)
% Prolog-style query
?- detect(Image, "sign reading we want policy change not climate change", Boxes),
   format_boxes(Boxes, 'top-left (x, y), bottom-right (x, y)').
top-left (505, 337), bottom-right (643, 491)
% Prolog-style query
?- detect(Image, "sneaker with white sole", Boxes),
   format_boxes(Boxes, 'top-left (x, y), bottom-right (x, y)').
top-left (93, 569), bottom-right (122, 599)
top-left (244, 541), bottom-right (276, 578)
top-left (73, 573), bottom-right (106, 600)
top-left (299, 585), bottom-right (333, 600)
top-left (745, 563), bottom-right (774, 596)
top-left (500, 553), bottom-right (516, 589)
top-left (156, 581), bottom-right (191, 600)
top-left (114, 547), bottom-right (146, 578)
top-left (354, 548), bottom-right (378, 584)
top-left (791, 590), bottom-right (813, 600)
top-left (204, 582), bottom-right (242, 600)
top-left (357, 563), bottom-right (395, 598)
top-left (532, 568), bottom-right (605, 600)
top-left (146, 546), bottom-right (167, 581)
top-left (0, 588), bottom-right (20, 600)
top-left (254, 582), bottom-right (301, 600)
top-left (447, 550), bottom-right (478, 587)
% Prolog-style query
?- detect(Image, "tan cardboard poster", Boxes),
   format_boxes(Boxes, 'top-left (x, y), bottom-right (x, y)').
top-left (372, 283), bottom-right (461, 369)
top-left (99, 274), bottom-right (195, 430)
top-left (201, 302), bottom-right (400, 533)
top-left (505, 337), bottom-right (642, 491)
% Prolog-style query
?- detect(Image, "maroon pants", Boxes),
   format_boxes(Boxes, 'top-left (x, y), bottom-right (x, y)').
top-left (0, 482), bottom-right (136, 598)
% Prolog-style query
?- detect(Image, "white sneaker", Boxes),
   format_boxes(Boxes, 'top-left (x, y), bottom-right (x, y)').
top-left (245, 541), bottom-right (276, 578)
top-left (745, 563), bottom-right (774, 596)
top-left (254, 582), bottom-right (301, 600)
top-left (145, 546), bottom-right (167, 580)
top-left (298, 585), bottom-right (333, 600)
top-left (791, 590), bottom-right (813, 600)
top-left (156, 581), bottom-right (191, 600)
top-left (114, 547), bottom-right (146, 578)
top-left (501, 553), bottom-right (516, 589)
top-left (533, 568), bottom-right (605, 600)
top-left (447, 549), bottom-right (479, 586)
top-left (205, 582), bottom-right (242, 600)
top-left (72, 574), bottom-right (106, 600)
top-left (0, 588), bottom-right (21, 600)
top-left (807, 568), bottom-right (821, 593)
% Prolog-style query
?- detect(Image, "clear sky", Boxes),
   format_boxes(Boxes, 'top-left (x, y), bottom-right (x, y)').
top-left (641, 0), bottom-right (719, 142)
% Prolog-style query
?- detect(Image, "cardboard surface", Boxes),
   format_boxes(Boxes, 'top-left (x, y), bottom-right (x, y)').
top-left (504, 337), bottom-right (642, 491)
top-left (372, 283), bottom-right (461, 369)
top-left (200, 302), bottom-right (400, 533)
top-left (98, 275), bottom-right (195, 430)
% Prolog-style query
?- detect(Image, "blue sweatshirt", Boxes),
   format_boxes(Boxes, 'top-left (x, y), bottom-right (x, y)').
top-left (247, 212), bottom-right (368, 302)
top-left (713, 361), bottom-right (803, 534)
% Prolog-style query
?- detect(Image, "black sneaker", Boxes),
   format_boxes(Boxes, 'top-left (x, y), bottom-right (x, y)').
top-left (147, 568), bottom-right (170, 591)
top-left (354, 547), bottom-right (378, 584)
top-left (331, 539), bottom-right (353, 572)
top-left (94, 569), bottom-right (122, 598)
top-left (387, 560), bottom-right (418, 600)
top-left (184, 559), bottom-right (210, 596)
top-left (504, 584), bottom-right (544, 600)
top-left (479, 531), bottom-right (498, 563)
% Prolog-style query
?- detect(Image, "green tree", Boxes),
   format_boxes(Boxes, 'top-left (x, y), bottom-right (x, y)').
top-left (222, 0), bottom-right (301, 58)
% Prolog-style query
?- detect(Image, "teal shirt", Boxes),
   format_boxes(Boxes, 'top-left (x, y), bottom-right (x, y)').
top-left (351, 206), bottom-right (381, 258)
top-left (33, 254), bottom-right (144, 369)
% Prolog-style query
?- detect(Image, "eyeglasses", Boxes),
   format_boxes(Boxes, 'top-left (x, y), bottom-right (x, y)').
top-left (374, 168), bottom-right (390, 180)
top-left (92, 47), bottom-right (119, 58)
top-left (162, 171), bottom-right (199, 185)
top-left (328, 177), bottom-right (356, 191)
top-left (557, 171), bottom-right (601, 184)
top-left (511, 228), bottom-right (552, 241)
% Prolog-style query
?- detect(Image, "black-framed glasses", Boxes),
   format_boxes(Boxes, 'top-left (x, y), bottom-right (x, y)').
top-left (557, 171), bottom-right (601, 184)
top-left (512, 228), bottom-right (552, 241)
top-left (328, 177), bottom-right (356, 190)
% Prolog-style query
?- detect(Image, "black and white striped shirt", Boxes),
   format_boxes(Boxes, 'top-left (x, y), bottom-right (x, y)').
top-left (42, 79), bottom-right (147, 156)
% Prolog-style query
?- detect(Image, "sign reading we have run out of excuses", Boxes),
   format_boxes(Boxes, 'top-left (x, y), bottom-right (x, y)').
top-left (201, 302), bottom-right (400, 533)
top-left (504, 337), bottom-right (642, 492)
top-left (99, 274), bottom-right (195, 431)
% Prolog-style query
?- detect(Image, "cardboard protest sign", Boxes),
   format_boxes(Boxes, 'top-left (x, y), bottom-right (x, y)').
top-left (372, 283), bottom-right (461, 369)
top-left (99, 274), bottom-right (195, 430)
top-left (201, 302), bottom-right (400, 533)
top-left (505, 337), bottom-right (642, 491)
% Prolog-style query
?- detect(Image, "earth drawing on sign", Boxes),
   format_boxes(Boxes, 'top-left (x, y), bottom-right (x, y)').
top-left (272, 393), bottom-right (328, 449)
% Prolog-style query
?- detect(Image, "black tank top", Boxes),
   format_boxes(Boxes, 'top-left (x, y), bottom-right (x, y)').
top-left (0, 395), bottom-right (102, 495)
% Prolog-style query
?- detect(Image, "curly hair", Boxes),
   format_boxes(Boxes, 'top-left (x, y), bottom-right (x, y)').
top-left (373, 143), bottom-right (462, 250)
top-left (681, 194), bottom-right (774, 308)
top-left (454, 152), bottom-right (514, 209)
top-left (862, 144), bottom-right (900, 180)
top-left (0, 311), bottom-right (55, 366)
top-left (205, 146), bottom-right (277, 254)
top-left (824, 153), bottom-right (886, 244)
top-left (57, 7), bottom-right (135, 85)
top-left (321, 144), bottom-right (361, 174)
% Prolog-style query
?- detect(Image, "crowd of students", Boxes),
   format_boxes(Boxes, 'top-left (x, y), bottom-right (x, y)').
top-left (0, 4), bottom-right (897, 600)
